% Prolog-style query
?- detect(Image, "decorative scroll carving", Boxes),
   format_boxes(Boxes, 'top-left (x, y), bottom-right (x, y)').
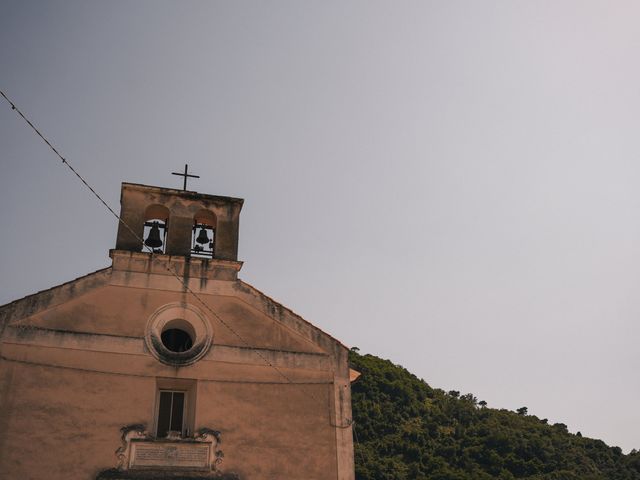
top-left (116, 425), bottom-right (151, 470)
top-left (194, 428), bottom-right (224, 467)
top-left (115, 425), bottom-right (224, 473)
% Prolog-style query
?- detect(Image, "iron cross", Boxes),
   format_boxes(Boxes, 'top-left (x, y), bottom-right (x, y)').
top-left (172, 164), bottom-right (200, 190)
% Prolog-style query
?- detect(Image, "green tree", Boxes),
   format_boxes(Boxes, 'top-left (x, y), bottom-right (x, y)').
top-left (349, 350), bottom-right (640, 480)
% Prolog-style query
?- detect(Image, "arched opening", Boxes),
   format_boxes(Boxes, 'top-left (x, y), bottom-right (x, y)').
top-left (191, 209), bottom-right (216, 258)
top-left (143, 204), bottom-right (170, 254)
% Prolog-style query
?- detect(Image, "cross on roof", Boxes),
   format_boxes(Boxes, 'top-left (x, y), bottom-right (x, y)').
top-left (172, 164), bottom-right (200, 191)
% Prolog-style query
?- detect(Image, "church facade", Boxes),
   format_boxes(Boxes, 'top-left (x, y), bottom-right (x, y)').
top-left (0, 182), bottom-right (357, 480)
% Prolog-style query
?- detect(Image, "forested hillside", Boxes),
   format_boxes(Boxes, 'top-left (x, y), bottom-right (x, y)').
top-left (350, 350), bottom-right (640, 480)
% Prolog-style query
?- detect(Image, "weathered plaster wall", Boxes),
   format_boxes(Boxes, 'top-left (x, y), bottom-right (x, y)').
top-left (197, 382), bottom-right (339, 479)
top-left (0, 359), bottom-right (154, 480)
top-left (0, 353), bottom-right (346, 479)
top-left (18, 285), bottom-right (325, 354)
top-left (0, 264), bottom-right (355, 480)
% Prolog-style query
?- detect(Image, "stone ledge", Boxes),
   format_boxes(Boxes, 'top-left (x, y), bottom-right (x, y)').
top-left (96, 468), bottom-right (239, 480)
top-left (109, 250), bottom-right (243, 281)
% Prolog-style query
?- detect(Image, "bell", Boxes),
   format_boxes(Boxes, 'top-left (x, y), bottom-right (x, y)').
top-left (195, 226), bottom-right (209, 245)
top-left (144, 222), bottom-right (163, 248)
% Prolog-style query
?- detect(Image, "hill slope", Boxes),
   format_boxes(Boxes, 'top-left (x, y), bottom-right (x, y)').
top-left (349, 350), bottom-right (640, 480)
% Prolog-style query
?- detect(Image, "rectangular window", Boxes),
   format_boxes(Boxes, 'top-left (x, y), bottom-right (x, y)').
top-left (154, 378), bottom-right (196, 439)
top-left (156, 390), bottom-right (186, 438)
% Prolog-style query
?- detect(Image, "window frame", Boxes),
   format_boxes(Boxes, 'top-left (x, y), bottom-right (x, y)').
top-left (154, 378), bottom-right (197, 438)
top-left (155, 389), bottom-right (187, 438)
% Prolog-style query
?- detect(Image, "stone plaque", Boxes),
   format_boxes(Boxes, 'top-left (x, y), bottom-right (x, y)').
top-left (130, 441), bottom-right (210, 470)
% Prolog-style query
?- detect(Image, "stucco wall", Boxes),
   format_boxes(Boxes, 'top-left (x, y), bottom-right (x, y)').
top-left (0, 266), bottom-right (355, 480)
top-left (20, 284), bottom-right (325, 354)
top-left (0, 359), bottom-right (154, 479)
top-left (0, 358), bottom-right (340, 480)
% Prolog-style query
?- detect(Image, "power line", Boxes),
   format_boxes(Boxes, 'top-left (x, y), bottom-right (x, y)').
top-left (0, 354), bottom-right (333, 385)
top-left (352, 420), bottom-right (368, 467)
top-left (0, 89), bottom-right (354, 431)
top-left (0, 90), bottom-right (122, 223)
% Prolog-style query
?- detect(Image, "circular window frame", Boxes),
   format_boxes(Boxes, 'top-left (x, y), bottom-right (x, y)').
top-left (145, 302), bottom-right (213, 366)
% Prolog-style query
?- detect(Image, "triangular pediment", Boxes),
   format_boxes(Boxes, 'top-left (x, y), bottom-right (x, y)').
top-left (1, 268), bottom-right (343, 356)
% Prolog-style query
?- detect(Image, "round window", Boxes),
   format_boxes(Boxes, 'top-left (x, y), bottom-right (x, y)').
top-left (161, 328), bottom-right (193, 352)
top-left (159, 318), bottom-right (196, 353)
top-left (145, 303), bottom-right (213, 366)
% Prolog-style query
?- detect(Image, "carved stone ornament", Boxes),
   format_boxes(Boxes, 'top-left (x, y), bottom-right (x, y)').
top-left (115, 425), bottom-right (224, 473)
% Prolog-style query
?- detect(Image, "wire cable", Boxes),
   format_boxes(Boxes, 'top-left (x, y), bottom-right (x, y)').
top-left (352, 419), bottom-right (367, 467)
top-left (0, 89), bottom-right (354, 429)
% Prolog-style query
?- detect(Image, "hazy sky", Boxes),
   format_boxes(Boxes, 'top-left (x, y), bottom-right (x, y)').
top-left (2, 1), bottom-right (640, 452)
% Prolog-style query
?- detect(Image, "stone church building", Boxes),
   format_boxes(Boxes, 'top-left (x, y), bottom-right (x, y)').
top-left (0, 182), bottom-right (357, 480)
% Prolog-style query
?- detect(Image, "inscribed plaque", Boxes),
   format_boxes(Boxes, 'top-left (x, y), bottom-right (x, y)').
top-left (130, 441), bottom-right (210, 470)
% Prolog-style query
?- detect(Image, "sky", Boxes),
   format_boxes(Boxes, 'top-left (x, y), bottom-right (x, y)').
top-left (1, 0), bottom-right (640, 452)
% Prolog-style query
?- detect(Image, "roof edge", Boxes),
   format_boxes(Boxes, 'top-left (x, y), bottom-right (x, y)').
top-left (0, 267), bottom-right (112, 324)
top-left (236, 280), bottom-right (349, 352)
top-left (122, 182), bottom-right (244, 205)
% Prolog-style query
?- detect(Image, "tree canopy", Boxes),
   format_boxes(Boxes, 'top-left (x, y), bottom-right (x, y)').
top-left (350, 350), bottom-right (640, 480)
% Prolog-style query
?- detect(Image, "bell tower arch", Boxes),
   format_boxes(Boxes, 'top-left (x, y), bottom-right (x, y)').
top-left (143, 204), bottom-right (170, 253)
top-left (191, 209), bottom-right (217, 257)
top-left (114, 183), bottom-right (243, 261)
